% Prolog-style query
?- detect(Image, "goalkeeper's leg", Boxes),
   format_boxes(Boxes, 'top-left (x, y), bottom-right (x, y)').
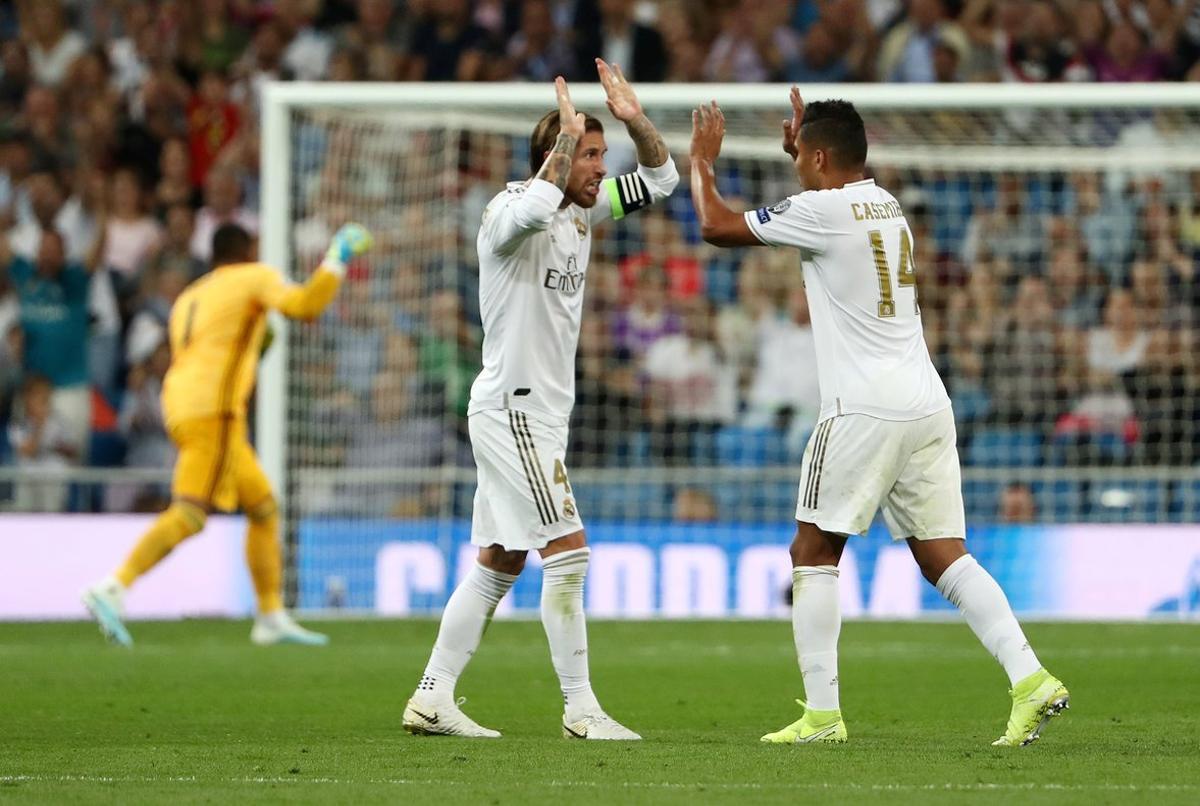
top-left (237, 445), bottom-right (327, 646)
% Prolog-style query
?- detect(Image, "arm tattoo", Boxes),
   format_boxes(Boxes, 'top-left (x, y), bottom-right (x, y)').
top-left (535, 133), bottom-right (578, 191)
top-left (625, 114), bottom-right (669, 168)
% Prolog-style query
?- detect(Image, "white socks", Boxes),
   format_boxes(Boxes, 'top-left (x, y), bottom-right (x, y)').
top-left (936, 554), bottom-right (1042, 686)
top-left (541, 547), bottom-right (600, 720)
top-left (792, 565), bottom-right (842, 712)
top-left (417, 562), bottom-right (517, 702)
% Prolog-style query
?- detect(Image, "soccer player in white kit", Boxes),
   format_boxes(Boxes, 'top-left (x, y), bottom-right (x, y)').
top-left (689, 90), bottom-right (1069, 748)
top-left (403, 61), bottom-right (678, 740)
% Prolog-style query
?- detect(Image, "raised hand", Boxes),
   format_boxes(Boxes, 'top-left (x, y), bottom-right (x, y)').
top-left (555, 76), bottom-right (586, 140)
top-left (690, 101), bottom-right (726, 164)
top-left (781, 86), bottom-right (805, 160)
top-left (596, 58), bottom-right (642, 123)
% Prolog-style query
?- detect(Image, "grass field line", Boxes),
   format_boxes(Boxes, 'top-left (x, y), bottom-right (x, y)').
top-left (3, 774), bottom-right (1197, 793)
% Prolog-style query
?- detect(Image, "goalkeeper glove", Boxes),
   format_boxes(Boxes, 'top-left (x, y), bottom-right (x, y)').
top-left (322, 222), bottom-right (374, 277)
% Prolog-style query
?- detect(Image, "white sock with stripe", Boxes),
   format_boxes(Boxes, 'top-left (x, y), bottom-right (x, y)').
top-left (541, 547), bottom-right (601, 721)
top-left (417, 562), bottom-right (517, 703)
top-left (935, 554), bottom-right (1042, 686)
top-left (792, 565), bottom-right (841, 712)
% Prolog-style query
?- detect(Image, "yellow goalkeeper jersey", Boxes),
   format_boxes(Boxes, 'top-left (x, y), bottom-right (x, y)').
top-left (162, 261), bottom-right (341, 428)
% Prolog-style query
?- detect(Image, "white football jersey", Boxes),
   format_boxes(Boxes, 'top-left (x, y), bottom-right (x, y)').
top-left (744, 178), bottom-right (950, 422)
top-left (469, 160), bottom-right (679, 425)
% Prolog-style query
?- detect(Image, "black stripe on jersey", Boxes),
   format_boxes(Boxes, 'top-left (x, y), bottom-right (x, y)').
top-left (509, 411), bottom-right (554, 526)
top-left (803, 420), bottom-right (833, 509)
top-left (614, 172), bottom-right (651, 216)
top-left (518, 413), bottom-right (559, 523)
top-left (808, 419), bottom-right (836, 509)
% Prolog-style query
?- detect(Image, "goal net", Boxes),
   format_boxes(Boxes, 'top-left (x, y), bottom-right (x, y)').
top-left (261, 84), bottom-right (1200, 618)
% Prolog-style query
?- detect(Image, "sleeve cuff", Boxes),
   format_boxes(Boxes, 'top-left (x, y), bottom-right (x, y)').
top-left (526, 178), bottom-right (566, 208)
top-left (319, 259), bottom-right (346, 278)
top-left (742, 211), bottom-right (772, 245)
top-left (637, 158), bottom-right (679, 186)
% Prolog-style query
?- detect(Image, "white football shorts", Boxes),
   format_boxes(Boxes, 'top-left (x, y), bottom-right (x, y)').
top-left (795, 406), bottom-right (965, 541)
top-left (468, 408), bottom-right (583, 551)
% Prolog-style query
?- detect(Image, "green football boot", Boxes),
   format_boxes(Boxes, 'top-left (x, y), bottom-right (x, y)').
top-left (761, 699), bottom-right (848, 744)
top-left (992, 668), bottom-right (1070, 747)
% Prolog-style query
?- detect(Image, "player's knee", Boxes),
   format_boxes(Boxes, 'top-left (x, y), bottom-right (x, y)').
top-left (790, 521), bottom-right (843, 566)
top-left (171, 500), bottom-right (208, 538)
top-left (479, 547), bottom-right (527, 575)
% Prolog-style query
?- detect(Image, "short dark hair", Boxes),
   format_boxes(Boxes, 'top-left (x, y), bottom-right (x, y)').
top-left (799, 100), bottom-right (867, 170)
top-left (528, 109), bottom-right (604, 175)
top-left (212, 223), bottom-right (253, 265)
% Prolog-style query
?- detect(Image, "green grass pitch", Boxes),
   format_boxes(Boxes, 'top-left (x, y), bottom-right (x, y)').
top-left (3, 619), bottom-right (1197, 804)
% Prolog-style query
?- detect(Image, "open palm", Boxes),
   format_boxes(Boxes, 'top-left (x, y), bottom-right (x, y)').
top-left (596, 58), bottom-right (642, 122)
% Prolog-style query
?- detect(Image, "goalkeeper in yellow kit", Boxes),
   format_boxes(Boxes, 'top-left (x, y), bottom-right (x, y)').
top-left (83, 222), bottom-right (373, 646)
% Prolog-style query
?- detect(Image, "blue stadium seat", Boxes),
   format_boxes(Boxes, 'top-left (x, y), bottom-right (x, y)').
top-left (1049, 431), bottom-right (1130, 466)
top-left (715, 426), bottom-right (789, 466)
top-left (1031, 480), bottom-right (1085, 523)
top-left (1084, 479), bottom-right (1166, 523)
top-left (1167, 479), bottom-right (1200, 523)
top-left (583, 482), bottom-right (672, 522)
top-left (966, 428), bottom-right (1043, 468)
top-left (961, 479), bottom-right (1002, 521)
top-left (951, 387), bottom-right (991, 425)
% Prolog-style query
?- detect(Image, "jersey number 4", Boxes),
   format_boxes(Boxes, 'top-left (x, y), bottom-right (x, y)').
top-left (868, 229), bottom-right (918, 318)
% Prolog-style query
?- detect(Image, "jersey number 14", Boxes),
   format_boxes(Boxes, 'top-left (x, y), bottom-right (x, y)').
top-left (868, 229), bottom-right (918, 318)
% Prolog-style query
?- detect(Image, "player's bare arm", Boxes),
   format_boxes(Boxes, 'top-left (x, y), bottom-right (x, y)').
top-left (597, 58), bottom-right (669, 168)
top-left (690, 101), bottom-right (760, 247)
top-left (534, 76), bottom-right (585, 191)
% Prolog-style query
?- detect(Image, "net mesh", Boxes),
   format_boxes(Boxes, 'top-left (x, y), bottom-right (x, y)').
top-left (278, 95), bottom-right (1200, 612)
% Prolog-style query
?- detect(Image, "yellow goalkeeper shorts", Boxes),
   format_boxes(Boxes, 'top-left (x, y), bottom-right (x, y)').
top-left (168, 416), bottom-right (273, 513)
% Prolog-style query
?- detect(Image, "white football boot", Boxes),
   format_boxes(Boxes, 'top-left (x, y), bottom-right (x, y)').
top-left (250, 611), bottom-right (329, 646)
top-left (82, 576), bottom-right (133, 647)
top-left (403, 696), bottom-right (502, 738)
top-left (562, 711), bottom-right (642, 740)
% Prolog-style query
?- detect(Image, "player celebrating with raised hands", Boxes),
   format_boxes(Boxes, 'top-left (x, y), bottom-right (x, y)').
top-left (689, 90), bottom-right (1068, 748)
top-left (83, 222), bottom-right (373, 647)
top-left (403, 60), bottom-right (678, 740)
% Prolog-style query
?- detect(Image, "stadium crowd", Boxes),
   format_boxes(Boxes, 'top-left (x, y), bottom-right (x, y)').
top-left (1, 0), bottom-right (1199, 517)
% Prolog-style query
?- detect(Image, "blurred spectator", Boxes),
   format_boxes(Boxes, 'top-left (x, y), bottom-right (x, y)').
top-left (962, 0), bottom-right (1090, 82)
top-left (672, 486), bottom-right (718, 523)
top-left (5, 230), bottom-right (91, 457)
top-left (620, 210), bottom-right (702, 301)
top-left (419, 289), bottom-right (480, 421)
top-left (643, 297), bottom-right (737, 464)
top-left (999, 482), bottom-right (1037, 523)
top-left (336, 0), bottom-right (413, 82)
top-left (787, 19), bottom-right (852, 83)
top-left (877, 0), bottom-right (969, 82)
top-left (576, 0), bottom-right (667, 82)
top-left (611, 265), bottom-right (681, 359)
top-left (960, 174), bottom-right (1044, 269)
top-left (7, 374), bottom-right (75, 511)
top-left (745, 285), bottom-right (821, 445)
top-left (501, 0), bottom-right (574, 82)
top-left (125, 267), bottom-right (188, 373)
top-left (407, 0), bottom-right (487, 81)
top-left (278, 0), bottom-right (335, 81)
top-left (191, 0), bottom-right (251, 74)
top-left (0, 322), bottom-right (20, 426)
top-left (1084, 20), bottom-right (1176, 83)
top-left (155, 137), bottom-right (199, 212)
top-left (988, 275), bottom-right (1061, 426)
top-left (716, 250), bottom-right (779, 395)
top-left (152, 204), bottom-right (205, 281)
top-left (106, 338), bottom-right (173, 513)
top-left (1046, 245), bottom-right (1101, 329)
top-left (94, 169), bottom-right (164, 303)
top-left (704, 0), bottom-right (799, 82)
top-left (190, 167), bottom-right (258, 263)
top-left (26, 0), bottom-right (87, 89)
top-left (186, 70), bottom-right (241, 190)
top-left (571, 314), bottom-right (642, 465)
top-left (1088, 288), bottom-right (1149, 376)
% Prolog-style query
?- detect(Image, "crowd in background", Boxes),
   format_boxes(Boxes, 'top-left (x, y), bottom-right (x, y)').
top-left (0, 0), bottom-right (1198, 518)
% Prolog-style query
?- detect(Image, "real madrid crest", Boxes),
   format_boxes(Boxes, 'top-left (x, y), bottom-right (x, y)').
top-left (574, 216), bottom-right (587, 238)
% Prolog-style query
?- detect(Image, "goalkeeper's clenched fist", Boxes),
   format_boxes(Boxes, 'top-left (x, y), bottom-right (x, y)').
top-left (322, 222), bottom-right (374, 276)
